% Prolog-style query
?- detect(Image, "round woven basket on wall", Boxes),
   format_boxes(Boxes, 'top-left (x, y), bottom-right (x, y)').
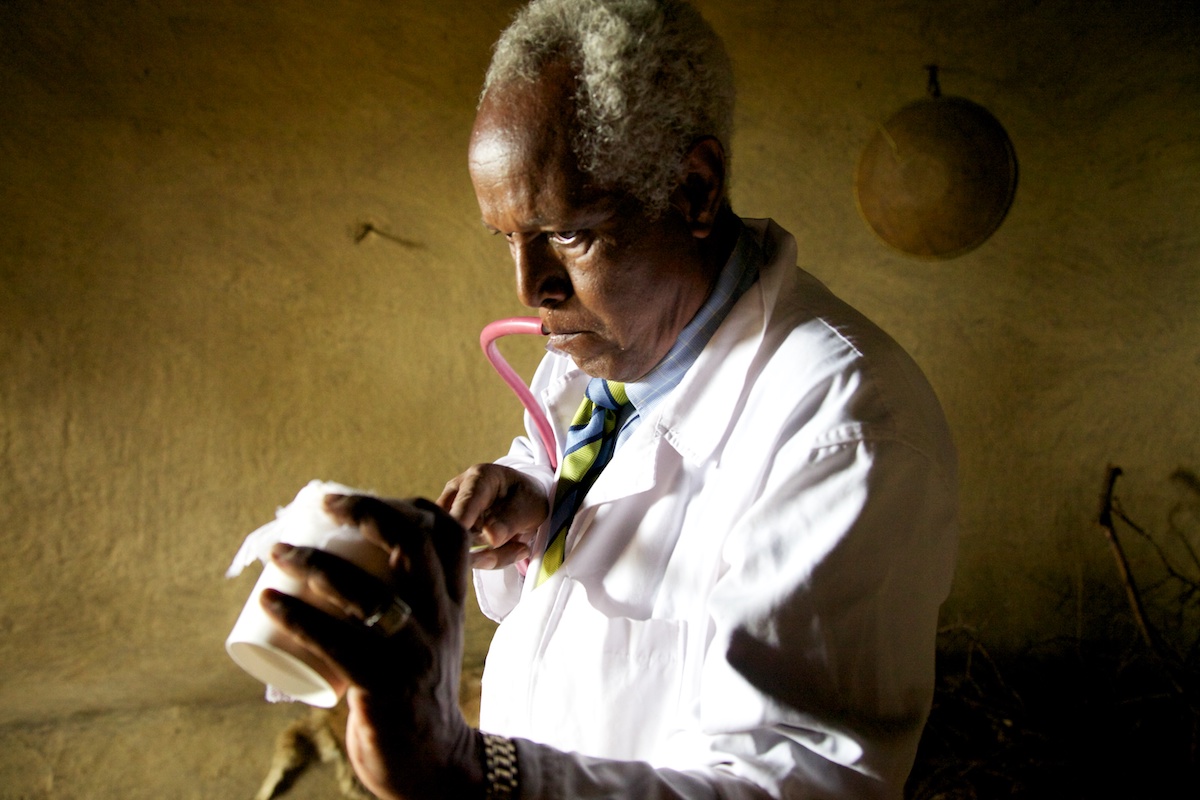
top-left (856, 93), bottom-right (1018, 259)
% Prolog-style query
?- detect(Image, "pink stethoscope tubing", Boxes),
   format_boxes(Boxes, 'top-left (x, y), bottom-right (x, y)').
top-left (479, 317), bottom-right (558, 470)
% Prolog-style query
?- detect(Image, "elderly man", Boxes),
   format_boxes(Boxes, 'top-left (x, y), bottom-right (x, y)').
top-left (263, 1), bottom-right (957, 798)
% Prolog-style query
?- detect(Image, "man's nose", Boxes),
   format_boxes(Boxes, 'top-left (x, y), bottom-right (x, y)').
top-left (512, 238), bottom-right (570, 308)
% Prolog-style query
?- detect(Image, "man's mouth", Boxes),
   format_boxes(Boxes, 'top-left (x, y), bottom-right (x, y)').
top-left (542, 326), bottom-right (590, 357)
top-left (541, 312), bottom-right (597, 353)
top-left (541, 316), bottom-right (583, 340)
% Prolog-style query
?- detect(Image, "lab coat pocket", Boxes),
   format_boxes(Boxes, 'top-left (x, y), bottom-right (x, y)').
top-left (528, 581), bottom-right (688, 761)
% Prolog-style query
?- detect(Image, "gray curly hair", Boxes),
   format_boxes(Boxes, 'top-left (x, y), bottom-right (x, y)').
top-left (483, 0), bottom-right (735, 214)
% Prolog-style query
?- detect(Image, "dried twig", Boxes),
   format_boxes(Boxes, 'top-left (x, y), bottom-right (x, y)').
top-left (1098, 466), bottom-right (1160, 654)
top-left (1098, 465), bottom-right (1198, 713)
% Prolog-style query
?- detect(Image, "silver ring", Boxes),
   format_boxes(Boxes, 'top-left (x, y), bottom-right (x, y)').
top-left (363, 596), bottom-right (412, 636)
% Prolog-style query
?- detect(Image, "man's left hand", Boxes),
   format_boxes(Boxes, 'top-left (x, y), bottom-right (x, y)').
top-left (262, 494), bottom-right (485, 800)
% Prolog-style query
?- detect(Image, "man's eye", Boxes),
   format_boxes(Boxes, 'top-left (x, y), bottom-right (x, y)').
top-left (550, 231), bottom-right (583, 245)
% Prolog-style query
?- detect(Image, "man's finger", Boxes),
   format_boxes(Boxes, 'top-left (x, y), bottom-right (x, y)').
top-left (322, 494), bottom-right (442, 616)
top-left (261, 588), bottom-right (428, 692)
top-left (445, 468), bottom-right (502, 532)
top-left (469, 538), bottom-right (531, 571)
top-left (270, 543), bottom-right (398, 624)
top-left (324, 494), bottom-right (468, 612)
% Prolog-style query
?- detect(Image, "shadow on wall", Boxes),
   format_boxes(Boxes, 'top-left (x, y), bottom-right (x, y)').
top-left (908, 465), bottom-right (1200, 798)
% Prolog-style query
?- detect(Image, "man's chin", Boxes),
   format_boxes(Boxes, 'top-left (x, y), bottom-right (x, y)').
top-left (548, 333), bottom-right (652, 381)
top-left (569, 354), bottom-right (648, 383)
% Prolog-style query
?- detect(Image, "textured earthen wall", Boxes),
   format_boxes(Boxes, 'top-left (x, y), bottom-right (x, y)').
top-left (1, 0), bottom-right (1197, 795)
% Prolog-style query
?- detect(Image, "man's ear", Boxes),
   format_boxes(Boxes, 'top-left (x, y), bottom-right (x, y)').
top-left (671, 137), bottom-right (726, 239)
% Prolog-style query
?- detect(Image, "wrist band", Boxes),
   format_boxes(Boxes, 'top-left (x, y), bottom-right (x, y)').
top-left (482, 732), bottom-right (519, 799)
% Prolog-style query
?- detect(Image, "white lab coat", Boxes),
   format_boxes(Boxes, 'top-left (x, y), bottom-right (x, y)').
top-left (474, 219), bottom-right (958, 799)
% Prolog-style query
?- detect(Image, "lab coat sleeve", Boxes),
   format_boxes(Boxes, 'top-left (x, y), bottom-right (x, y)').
top-left (488, 434), bottom-right (957, 799)
top-left (493, 431), bottom-right (555, 498)
top-left (510, 738), bottom-right (774, 800)
top-left (698, 437), bottom-right (957, 797)
top-left (473, 382), bottom-right (558, 622)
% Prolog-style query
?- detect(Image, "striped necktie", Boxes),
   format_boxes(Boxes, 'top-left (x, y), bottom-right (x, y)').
top-left (536, 378), bottom-right (630, 586)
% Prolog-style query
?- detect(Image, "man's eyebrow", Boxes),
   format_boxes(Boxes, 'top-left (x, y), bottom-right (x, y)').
top-left (478, 216), bottom-right (555, 234)
top-left (479, 203), bottom-right (614, 234)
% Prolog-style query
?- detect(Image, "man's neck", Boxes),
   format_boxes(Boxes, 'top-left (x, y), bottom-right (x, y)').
top-left (697, 204), bottom-right (742, 296)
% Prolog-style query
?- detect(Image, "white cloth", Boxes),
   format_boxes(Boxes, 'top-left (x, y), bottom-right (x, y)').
top-left (474, 219), bottom-right (958, 799)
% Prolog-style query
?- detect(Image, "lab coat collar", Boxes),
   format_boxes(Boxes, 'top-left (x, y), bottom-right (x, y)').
top-left (535, 219), bottom-right (797, 500)
top-left (651, 218), bottom-right (797, 467)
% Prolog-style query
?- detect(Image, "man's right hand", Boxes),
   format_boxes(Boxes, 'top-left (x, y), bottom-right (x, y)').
top-left (437, 464), bottom-right (548, 570)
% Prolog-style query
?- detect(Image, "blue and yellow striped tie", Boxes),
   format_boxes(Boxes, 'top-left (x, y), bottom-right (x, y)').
top-left (536, 379), bottom-right (629, 586)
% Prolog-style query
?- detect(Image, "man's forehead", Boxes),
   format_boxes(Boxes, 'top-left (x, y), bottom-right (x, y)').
top-left (467, 122), bottom-right (525, 171)
top-left (468, 62), bottom-right (633, 230)
top-left (473, 59), bottom-right (576, 140)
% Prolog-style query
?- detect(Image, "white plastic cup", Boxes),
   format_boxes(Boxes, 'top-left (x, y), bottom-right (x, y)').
top-left (225, 528), bottom-right (392, 707)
